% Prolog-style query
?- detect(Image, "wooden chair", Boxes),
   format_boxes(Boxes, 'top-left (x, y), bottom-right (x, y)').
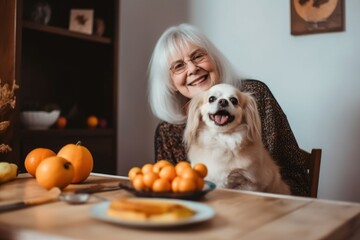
top-left (300, 148), bottom-right (322, 198)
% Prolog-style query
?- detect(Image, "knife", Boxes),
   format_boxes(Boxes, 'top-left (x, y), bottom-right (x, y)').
top-left (73, 185), bottom-right (122, 194)
top-left (0, 187), bottom-right (61, 213)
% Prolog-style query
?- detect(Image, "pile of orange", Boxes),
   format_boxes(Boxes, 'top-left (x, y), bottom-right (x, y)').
top-left (24, 141), bottom-right (93, 190)
top-left (128, 160), bottom-right (207, 193)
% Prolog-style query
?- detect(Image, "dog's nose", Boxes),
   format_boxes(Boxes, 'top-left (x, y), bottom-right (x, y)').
top-left (218, 99), bottom-right (228, 107)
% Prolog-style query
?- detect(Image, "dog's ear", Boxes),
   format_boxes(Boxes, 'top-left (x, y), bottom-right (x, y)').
top-left (241, 92), bottom-right (262, 142)
top-left (183, 92), bottom-right (205, 148)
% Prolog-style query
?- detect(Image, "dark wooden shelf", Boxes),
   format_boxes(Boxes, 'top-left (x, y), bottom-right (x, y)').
top-left (21, 128), bottom-right (115, 137)
top-left (17, 0), bottom-right (119, 175)
top-left (22, 21), bottom-right (111, 44)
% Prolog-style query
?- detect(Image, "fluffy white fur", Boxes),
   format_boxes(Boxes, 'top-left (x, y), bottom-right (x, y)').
top-left (184, 83), bottom-right (290, 195)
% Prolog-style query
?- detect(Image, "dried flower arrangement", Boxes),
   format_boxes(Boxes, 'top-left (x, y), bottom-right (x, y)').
top-left (0, 78), bottom-right (19, 153)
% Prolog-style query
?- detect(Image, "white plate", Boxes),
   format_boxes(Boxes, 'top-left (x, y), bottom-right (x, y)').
top-left (90, 198), bottom-right (215, 228)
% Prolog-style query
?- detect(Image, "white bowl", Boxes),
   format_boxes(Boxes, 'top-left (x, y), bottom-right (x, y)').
top-left (21, 110), bottom-right (60, 130)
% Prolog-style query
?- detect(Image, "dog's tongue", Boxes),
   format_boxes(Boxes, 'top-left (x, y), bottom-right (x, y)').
top-left (215, 115), bottom-right (229, 125)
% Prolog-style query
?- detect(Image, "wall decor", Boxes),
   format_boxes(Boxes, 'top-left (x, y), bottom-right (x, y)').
top-left (93, 18), bottom-right (106, 36)
top-left (29, 0), bottom-right (52, 25)
top-left (290, 0), bottom-right (344, 36)
top-left (69, 9), bottom-right (94, 35)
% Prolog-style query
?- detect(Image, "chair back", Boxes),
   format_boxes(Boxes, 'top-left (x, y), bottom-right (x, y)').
top-left (300, 148), bottom-right (322, 198)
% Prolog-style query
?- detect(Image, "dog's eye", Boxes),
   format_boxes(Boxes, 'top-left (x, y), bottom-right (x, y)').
top-left (230, 97), bottom-right (238, 105)
top-left (209, 96), bottom-right (216, 103)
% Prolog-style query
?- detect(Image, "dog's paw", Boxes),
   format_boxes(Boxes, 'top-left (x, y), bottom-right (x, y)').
top-left (226, 168), bottom-right (258, 190)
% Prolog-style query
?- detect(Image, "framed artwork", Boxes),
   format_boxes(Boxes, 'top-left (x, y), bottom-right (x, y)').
top-left (290, 0), bottom-right (345, 36)
top-left (69, 9), bottom-right (94, 35)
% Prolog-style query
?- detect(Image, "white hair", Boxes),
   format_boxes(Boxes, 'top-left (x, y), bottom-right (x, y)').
top-left (148, 23), bottom-right (241, 124)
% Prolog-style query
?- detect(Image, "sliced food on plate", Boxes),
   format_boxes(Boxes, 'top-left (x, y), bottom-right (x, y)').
top-left (90, 197), bottom-right (215, 227)
top-left (107, 197), bottom-right (195, 222)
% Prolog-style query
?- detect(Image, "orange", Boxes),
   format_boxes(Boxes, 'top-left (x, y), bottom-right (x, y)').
top-left (56, 116), bottom-right (67, 129)
top-left (159, 165), bottom-right (176, 182)
top-left (179, 167), bottom-right (198, 180)
top-left (86, 115), bottom-right (99, 128)
top-left (152, 178), bottom-right (171, 192)
top-left (178, 178), bottom-right (197, 192)
top-left (128, 167), bottom-right (142, 181)
top-left (196, 177), bottom-right (205, 190)
top-left (153, 160), bottom-right (171, 173)
top-left (141, 163), bottom-right (153, 174)
top-left (132, 174), bottom-right (146, 191)
top-left (57, 141), bottom-right (93, 183)
top-left (193, 163), bottom-right (208, 178)
top-left (175, 161), bottom-right (191, 176)
top-left (142, 171), bottom-right (159, 188)
top-left (171, 176), bottom-right (181, 192)
top-left (35, 156), bottom-right (74, 190)
top-left (24, 148), bottom-right (56, 177)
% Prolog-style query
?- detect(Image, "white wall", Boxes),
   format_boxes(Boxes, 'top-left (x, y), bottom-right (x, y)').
top-left (119, 0), bottom-right (360, 202)
top-left (117, 1), bottom-right (189, 174)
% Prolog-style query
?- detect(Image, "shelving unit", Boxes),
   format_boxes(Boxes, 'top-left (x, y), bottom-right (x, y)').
top-left (16, 0), bottom-right (119, 174)
top-left (22, 21), bottom-right (112, 44)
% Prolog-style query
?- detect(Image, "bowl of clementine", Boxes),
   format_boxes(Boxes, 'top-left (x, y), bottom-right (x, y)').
top-left (120, 161), bottom-right (216, 200)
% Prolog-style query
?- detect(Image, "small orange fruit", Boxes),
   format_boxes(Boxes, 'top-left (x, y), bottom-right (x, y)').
top-left (132, 174), bottom-right (146, 191)
top-left (152, 178), bottom-right (171, 192)
top-left (159, 165), bottom-right (176, 181)
top-left (57, 141), bottom-right (93, 183)
top-left (179, 167), bottom-right (198, 180)
top-left (171, 176), bottom-right (181, 192)
top-left (141, 163), bottom-right (153, 174)
top-left (178, 178), bottom-right (197, 192)
top-left (56, 116), bottom-right (67, 129)
top-left (24, 148), bottom-right (56, 177)
top-left (175, 161), bottom-right (191, 176)
top-left (128, 167), bottom-right (142, 181)
top-left (153, 160), bottom-right (171, 173)
top-left (86, 115), bottom-right (99, 128)
top-left (142, 171), bottom-right (159, 188)
top-left (193, 163), bottom-right (208, 178)
top-left (35, 156), bottom-right (74, 190)
top-left (196, 177), bottom-right (205, 190)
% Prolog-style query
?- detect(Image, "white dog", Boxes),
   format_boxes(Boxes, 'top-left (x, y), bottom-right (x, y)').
top-left (184, 83), bottom-right (290, 195)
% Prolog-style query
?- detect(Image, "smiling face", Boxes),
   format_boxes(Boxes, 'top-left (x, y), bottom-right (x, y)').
top-left (169, 44), bottom-right (220, 99)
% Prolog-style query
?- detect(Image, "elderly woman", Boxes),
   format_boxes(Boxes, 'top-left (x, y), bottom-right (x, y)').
top-left (148, 23), bottom-right (309, 196)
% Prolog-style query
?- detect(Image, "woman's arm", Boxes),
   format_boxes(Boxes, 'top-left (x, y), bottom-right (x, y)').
top-left (154, 122), bottom-right (188, 165)
top-left (241, 79), bottom-right (310, 196)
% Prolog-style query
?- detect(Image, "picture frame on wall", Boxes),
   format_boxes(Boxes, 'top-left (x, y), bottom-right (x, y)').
top-left (69, 9), bottom-right (94, 35)
top-left (290, 0), bottom-right (345, 36)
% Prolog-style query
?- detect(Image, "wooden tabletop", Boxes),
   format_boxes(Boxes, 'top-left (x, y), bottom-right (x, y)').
top-left (0, 173), bottom-right (359, 240)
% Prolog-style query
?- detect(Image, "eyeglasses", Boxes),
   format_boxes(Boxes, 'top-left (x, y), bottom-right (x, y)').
top-left (169, 50), bottom-right (208, 75)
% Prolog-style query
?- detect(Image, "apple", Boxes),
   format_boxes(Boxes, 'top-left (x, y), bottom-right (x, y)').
top-left (99, 118), bottom-right (107, 128)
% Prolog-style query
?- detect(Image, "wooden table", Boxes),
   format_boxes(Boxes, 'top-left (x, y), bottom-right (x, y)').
top-left (0, 173), bottom-right (359, 240)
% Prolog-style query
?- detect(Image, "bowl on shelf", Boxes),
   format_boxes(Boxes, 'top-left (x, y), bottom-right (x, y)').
top-left (20, 110), bottom-right (60, 130)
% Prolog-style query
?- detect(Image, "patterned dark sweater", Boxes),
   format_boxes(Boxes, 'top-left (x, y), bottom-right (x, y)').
top-left (154, 79), bottom-right (310, 197)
